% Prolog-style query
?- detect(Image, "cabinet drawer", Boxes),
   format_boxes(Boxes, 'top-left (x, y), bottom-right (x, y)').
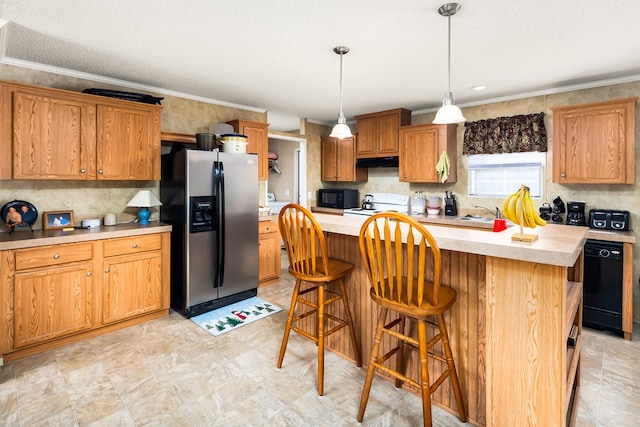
top-left (15, 242), bottom-right (93, 271)
top-left (259, 221), bottom-right (278, 234)
top-left (103, 234), bottom-right (162, 257)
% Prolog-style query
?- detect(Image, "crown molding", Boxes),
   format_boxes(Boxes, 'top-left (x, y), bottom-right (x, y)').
top-left (0, 56), bottom-right (267, 114)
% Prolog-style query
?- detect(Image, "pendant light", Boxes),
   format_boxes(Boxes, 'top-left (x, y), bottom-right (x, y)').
top-left (433, 3), bottom-right (466, 124)
top-left (329, 46), bottom-right (353, 139)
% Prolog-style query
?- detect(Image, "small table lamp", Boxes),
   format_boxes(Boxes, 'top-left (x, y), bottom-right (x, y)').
top-left (126, 190), bottom-right (162, 225)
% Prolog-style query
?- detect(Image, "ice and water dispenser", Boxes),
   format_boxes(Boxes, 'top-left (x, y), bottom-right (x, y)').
top-left (190, 196), bottom-right (214, 232)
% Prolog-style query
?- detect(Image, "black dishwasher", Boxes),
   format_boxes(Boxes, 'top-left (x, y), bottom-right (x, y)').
top-left (583, 239), bottom-right (624, 336)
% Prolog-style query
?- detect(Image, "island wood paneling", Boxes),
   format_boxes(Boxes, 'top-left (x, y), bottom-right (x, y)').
top-left (322, 232), bottom-right (486, 426)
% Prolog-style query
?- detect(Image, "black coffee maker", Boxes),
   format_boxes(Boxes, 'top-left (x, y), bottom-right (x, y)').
top-left (566, 202), bottom-right (587, 226)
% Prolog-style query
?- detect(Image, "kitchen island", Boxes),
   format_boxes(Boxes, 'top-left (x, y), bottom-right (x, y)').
top-left (310, 213), bottom-right (587, 427)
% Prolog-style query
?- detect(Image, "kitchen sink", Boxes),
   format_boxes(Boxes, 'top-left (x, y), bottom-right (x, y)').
top-left (455, 215), bottom-right (494, 222)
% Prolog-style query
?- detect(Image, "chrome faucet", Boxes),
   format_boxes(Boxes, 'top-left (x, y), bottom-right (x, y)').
top-left (474, 204), bottom-right (502, 219)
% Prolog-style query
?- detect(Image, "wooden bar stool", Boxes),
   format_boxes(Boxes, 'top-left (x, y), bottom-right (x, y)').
top-left (357, 212), bottom-right (467, 426)
top-left (277, 203), bottom-right (362, 396)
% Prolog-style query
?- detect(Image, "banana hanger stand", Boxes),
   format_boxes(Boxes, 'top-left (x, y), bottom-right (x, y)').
top-left (512, 184), bottom-right (539, 242)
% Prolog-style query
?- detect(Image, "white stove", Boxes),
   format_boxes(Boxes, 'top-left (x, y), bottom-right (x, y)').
top-left (343, 193), bottom-right (410, 217)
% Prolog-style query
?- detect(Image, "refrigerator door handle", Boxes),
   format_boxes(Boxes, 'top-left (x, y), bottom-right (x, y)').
top-left (213, 160), bottom-right (225, 288)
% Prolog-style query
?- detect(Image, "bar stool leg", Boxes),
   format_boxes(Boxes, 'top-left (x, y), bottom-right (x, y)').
top-left (337, 277), bottom-right (362, 367)
top-left (395, 315), bottom-right (407, 388)
top-left (357, 307), bottom-right (388, 422)
top-left (418, 320), bottom-right (433, 427)
top-left (438, 313), bottom-right (467, 423)
top-left (317, 283), bottom-right (325, 396)
top-left (277, 278), bottom-right (302, 369)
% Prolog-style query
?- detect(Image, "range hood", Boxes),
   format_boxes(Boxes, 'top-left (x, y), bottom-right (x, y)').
top-left (356, 156), bottom-right (399, 168)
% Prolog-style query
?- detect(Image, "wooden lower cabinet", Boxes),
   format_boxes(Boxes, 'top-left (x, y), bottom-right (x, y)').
top-left (14, 262), bottom-right (93, 349)
top-left (0, 229), bottom-right (170, 364)
top-left (258, 220), bottom-right (281, 285)
top-left (102, 235), bottom-right (163, 323)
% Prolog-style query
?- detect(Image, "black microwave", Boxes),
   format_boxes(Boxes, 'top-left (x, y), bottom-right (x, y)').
top-left (317, 189), bottom-right (359, 209)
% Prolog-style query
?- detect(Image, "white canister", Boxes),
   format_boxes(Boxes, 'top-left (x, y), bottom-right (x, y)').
top-left (220, 134), bottom-right (249, 153)
top-left (427, 196), bottom-right (441, 208)
top-left (104, 213), bottom-right (117, 226)
top-left (411, 197), bottom-right (425, 214)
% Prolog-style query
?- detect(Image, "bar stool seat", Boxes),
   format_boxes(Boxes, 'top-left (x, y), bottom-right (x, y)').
top-left (277, 203), bottom-right (362, 396)
top-left (357, 212), bottom-right (467, 426)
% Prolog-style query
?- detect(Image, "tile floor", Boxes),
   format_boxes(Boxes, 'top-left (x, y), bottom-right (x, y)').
top-left (1, 257), bottom-right (639, 426)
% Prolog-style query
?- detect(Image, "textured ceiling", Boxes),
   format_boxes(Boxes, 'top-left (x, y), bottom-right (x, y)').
top-left (2, 0), bottom-right (640, 130)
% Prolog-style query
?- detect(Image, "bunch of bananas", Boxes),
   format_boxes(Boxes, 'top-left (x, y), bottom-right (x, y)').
top-left (501, 185), bottom-right (547, 228)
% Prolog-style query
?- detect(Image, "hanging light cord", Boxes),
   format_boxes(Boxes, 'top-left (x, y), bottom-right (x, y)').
top-left (338, 50), bottom-right (344, 115)
top-left (446, 13), bottom-right (452, 95)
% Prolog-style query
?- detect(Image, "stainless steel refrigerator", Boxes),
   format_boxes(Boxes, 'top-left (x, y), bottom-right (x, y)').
top-left (160, 148), bottom-right (258, 318)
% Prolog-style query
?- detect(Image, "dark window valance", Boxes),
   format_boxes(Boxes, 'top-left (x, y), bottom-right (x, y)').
top-left (463, 112), bottom-right (547, 155)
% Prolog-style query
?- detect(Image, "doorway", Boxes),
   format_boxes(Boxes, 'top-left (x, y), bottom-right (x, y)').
top-left (267, 134), bottom-right (307, 209)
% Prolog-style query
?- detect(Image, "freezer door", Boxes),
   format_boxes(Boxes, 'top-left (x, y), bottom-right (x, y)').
top-left (185, 150), bottom-right (219, 307)
top-left (215, 152), bottom-right (259, 298)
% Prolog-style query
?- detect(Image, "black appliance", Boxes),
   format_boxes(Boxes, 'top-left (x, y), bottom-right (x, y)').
top-left (566, 201), bottom-right (586, 226)
top-left (583, 239), bottom-right (624, 336)
top-left (355, 156), bottom-right (399, 168)
top-left (317, 188), bottom-right (359, 209)
top-left (551, 196), bottom-right (565, 224)
top-left (444, 191), bottom-right (457, 216)
top-left (588, 209), bottom-right (630, 231)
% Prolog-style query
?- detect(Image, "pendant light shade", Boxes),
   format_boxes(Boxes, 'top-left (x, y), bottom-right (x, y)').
top-left (433, 3), bottom-right (466, 124)
top-left (330, 46), bottom-right (353, 139)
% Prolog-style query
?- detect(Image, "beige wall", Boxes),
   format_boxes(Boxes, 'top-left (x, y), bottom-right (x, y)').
top-left (1, 63), bottom-right (638, 321)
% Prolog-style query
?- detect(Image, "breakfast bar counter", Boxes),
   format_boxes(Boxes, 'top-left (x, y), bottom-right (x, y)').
top-left (311, 213), bottom-right (587, 427)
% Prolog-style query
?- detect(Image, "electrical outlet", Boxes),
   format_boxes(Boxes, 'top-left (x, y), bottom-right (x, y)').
top-left (285, 189), bottom-right (290, 196)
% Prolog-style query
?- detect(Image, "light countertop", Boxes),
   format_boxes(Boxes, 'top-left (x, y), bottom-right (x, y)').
top-left (312, 212), bottom-right (588, 267)
top-left (0, 222), bottom-right (172, 251)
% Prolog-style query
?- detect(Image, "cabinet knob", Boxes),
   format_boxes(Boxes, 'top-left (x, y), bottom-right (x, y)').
top-left (98, 169), bottom-right (104, 174)
top-left (80, 168), bottom-right (86, 173)
top-left (87, 271), bottom-right (92, 277)
top-left (105, 267), bottom-right (110, 273)
top-left (53, 254), bottom-right (60, 259)
top-left (561, 173), bottom-right (566, 177)
top-left (132, 243), bottom-right (138, 248)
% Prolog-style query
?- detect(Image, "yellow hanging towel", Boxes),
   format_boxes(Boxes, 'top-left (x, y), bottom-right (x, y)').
top-left (435, 151), bottom-right (450, 183)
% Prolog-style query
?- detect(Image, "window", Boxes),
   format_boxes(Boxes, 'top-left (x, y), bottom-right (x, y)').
top-left (468, 152), bottom-right (544, 198)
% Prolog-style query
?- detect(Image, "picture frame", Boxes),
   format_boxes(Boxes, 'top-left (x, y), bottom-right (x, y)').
top-left (43, 210), bottom-right (75, 230)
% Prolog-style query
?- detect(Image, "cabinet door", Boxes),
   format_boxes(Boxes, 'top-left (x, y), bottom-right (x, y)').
top-left (321, 137), bottom-right (339, 181)
top-left (14, 263), bottom-right (93, 348)
top-left (399, 124), bottom-right (457, 183)
top-left (400, 125), bottom-right (440, 182)
top-left (553, 99), bottom-right (635, 184)
top-left (228, 120), bottom-right (269, 180)
top-left (259, 233), bottom-right (280, 283)
top-left (377, 112), bottom-right (401, 156)
top-left (12, 90), bottom-right (96, 180)
top-left (96, 105), bottom-right (160, 180)
top-left (355, 116), bottom-right (378, 157)
top-left (103, 251), bottom-right (162, 324)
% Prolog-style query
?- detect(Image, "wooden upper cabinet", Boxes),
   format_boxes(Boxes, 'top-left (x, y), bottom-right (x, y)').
top-left (10, 88), bottom-right (96, 180)
top-left (0, 80), bottom-right (162, 181)
top-left (227, 119), bottom-right (269, 180)
top-left (399, 123), bottom-right (457, 183)
top-left (355, 108), bottom-right (411, 158)
top-left (321, 136), bottom-right (368, 182)
top-left (552, 98), bottom-right (636, 184)
top-left (97, 104), bottom-right (161, 180)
